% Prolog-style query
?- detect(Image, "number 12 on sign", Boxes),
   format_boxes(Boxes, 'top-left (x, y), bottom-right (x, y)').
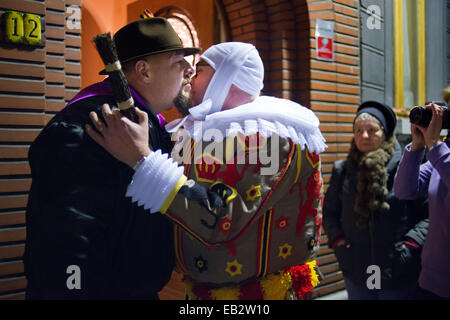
top-left (4, 10), bottom-right (42, 46)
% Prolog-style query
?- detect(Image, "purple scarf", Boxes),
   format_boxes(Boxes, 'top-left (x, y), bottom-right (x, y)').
top-left (67, 78), bottom-right (166, 128)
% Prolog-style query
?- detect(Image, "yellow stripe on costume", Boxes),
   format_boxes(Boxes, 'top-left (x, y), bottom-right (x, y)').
top-left (160, 175), bottom-right (188, 214)
top-left (257, 208), bottom-right (273, 278)
top-left (294, 145), bottom-right (301, 183)
top-left (305, 147), bottom-right (320, 168)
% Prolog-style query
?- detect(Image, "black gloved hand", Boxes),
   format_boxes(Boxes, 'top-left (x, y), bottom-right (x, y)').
top-left (393, 240), bottom-right (422, 281)
top-left (394, 241), bottom-right (414, 264)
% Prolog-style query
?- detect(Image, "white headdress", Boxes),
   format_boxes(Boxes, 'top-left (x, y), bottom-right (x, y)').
top-left (201, 42), bottom-right (264, 114)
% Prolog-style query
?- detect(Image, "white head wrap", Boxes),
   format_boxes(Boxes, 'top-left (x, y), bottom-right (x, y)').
top-left (200, 42), bottom-right (264, 114)
top-left (165, 42), bottom-right (265, 133)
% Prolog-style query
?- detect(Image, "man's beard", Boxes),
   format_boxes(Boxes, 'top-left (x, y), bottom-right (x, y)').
top-left (173, 87), bottom-right (192, 117)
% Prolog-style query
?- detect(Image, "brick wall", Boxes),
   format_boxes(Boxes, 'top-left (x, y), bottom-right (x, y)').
top-left (308, 0), bottom-right (360, 298)
top-left (222, 0), bottom-right (361, 298)
top-left (0, 0), bottom-right (82, 299)
top-left (0, 0), bottom-right (360, 300)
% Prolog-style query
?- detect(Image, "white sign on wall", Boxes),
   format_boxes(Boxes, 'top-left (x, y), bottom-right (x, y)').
top-left (315, 19), bottom-right (335, 61)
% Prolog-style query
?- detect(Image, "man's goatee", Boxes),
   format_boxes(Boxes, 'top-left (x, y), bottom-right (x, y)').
top-left (174, 90), bottom-right (192, 116)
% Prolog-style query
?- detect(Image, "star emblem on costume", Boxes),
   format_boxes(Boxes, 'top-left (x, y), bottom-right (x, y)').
top-left (194, 256), bottom-right (208, 273)
top-left (219, 216), bottom-right (232, 235)
top-left (246, 185), bottom-right (261, 201)
top-left (275, 216), bottom-right (290, 230)
top-left (225, 259), bottom-right (243, 277)
top-left (278, 243), bottom-right (293, 260)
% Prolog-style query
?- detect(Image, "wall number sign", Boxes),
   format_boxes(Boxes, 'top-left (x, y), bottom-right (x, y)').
top-left (23, 13), bottom-right (42, 45)
top-left (5, 11), bottom-right (24, 43)
top-left (4, 10), bottom-right (42, 46)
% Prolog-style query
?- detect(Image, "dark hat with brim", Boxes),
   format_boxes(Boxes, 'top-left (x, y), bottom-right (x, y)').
top-left (356, 101), bottom-right (397, 138)
top-left (98, 17), bottom-right (201, 75)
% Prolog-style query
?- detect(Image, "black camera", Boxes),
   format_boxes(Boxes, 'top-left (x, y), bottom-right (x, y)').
top-left (409, 102), bottom-right (450, 129)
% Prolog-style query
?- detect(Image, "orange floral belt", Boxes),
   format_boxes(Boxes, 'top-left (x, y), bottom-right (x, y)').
top-left (183, 260), bottom-right (320, 300)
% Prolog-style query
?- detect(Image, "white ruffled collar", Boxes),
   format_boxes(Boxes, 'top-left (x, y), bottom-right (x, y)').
top-left (165, 96), bottom-right (327, 154)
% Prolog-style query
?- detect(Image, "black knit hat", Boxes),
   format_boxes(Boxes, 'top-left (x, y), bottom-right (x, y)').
top-left (356, 101), bottom-right (397, 138)
top-left (99, 17), bottom-right (201, 75)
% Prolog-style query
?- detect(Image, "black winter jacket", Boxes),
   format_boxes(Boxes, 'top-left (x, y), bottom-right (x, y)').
top-left (322, 143), bottom-right (429, 289)
top-left (24, 95), bottom-right (175, 299)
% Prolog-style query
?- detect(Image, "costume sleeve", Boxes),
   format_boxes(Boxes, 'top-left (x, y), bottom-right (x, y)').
top-left (394, 143), bottom-right (433, 200)
top-left (126, 136), bottom-right (323, 245)
top-left (25, 115), bottom-right (121, 298)
top-left (322, 161), bottom-right (345, 248)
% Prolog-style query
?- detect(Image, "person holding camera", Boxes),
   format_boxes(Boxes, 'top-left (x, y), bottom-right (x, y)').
top-left (394, 103), bottom-right (450, 299)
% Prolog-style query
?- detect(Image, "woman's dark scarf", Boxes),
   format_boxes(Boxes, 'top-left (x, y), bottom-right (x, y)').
top-left (348, 135), bottom-right (397, 228)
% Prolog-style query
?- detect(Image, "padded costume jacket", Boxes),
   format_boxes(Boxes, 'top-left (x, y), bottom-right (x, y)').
top-left (165, 133), bottom-right (324, 287)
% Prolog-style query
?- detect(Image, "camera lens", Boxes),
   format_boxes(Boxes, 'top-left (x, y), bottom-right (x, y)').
top-left (409, 104), bottom-right (449, 129)
top-left (409, 107), bottom-right (421, 124)
top-left (409, 106), bottom-right (431, 127)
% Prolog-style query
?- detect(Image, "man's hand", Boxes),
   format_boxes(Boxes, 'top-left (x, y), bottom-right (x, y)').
top-left (85, 104), bottom-right (152, 168)
top-left (411, 103), bottom-right (444, 151)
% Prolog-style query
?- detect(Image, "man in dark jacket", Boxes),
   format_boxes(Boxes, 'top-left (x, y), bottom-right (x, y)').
top-left (24, 17), bottom-right (200, 299)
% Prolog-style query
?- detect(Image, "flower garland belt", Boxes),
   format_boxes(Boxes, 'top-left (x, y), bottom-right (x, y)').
top-left (183, 260), bottom-right (320, 300)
